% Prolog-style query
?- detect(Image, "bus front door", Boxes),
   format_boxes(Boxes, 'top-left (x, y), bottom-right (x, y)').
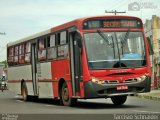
top-left (31, 43), bottom-right (38, 96)
top-left (69, 32), bottom-right (82, 96)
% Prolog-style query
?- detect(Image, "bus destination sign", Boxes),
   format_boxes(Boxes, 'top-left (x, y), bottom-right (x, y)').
top-left (103, 20), bottom-right (136, 28)
top-left (83, 19), bottom-right (142, 29)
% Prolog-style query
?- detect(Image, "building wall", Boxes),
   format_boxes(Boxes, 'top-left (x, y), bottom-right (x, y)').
top-left (144, 15), bottom-right (160, 89)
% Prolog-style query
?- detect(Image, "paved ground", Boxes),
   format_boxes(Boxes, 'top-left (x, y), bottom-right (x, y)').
top-left (0, 90), bottom-right (160, 120)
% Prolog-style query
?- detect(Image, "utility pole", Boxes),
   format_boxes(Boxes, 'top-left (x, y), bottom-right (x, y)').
top-left (105, 10), bottom-right (126, 15)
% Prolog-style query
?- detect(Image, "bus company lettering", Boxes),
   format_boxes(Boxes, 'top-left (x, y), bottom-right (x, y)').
top-left (103, 21), bottom-right (135, 28)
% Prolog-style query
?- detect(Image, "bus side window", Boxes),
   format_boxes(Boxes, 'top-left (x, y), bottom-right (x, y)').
top-left (38, 38), bottom-right (46, 61)
top-left (19, 44), bottom-right (25, 64)
top-left (25, 42), bottom-right (31, 63)
top-left (47, 35), bottom-right (57, 60)
top-left (7, 47), bottom-right (14, 66)
top-left (57, 31), bottom-right (69, 58)
top-left (60, 31), bottom-right (68, 45)
top-left (14, 46), bottom-right (19, 65)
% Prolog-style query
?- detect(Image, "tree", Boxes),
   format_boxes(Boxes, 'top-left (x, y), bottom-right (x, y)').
top-left (0, 60), bottom-right (7, 68)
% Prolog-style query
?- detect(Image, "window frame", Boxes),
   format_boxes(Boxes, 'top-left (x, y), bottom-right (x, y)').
top-left (19, 44), bottom-right (25, 64)
top-left (14, 46), bottom-right (19, 65)
top-left (38, 37), bottom-right (47, 61)
top-left (7, 47), bottom-right (14, 66)
top-left (7, 27), bottom-right (72, 66)
top-left (57, 30), bottom-right (69, 59)
top-left (47, 34), bottom-right (57, 60)
top-left (25, 42), bottom-right (31, 63)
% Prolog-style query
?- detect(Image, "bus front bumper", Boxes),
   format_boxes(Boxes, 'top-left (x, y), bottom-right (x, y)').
top-left (84, 77), bottom-right (151, 98)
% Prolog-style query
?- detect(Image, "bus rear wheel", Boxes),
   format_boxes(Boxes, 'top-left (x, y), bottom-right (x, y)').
top-left (60, 83), bottom-right (77, 106)
top-left (111, 95), bottom-right (127, 106)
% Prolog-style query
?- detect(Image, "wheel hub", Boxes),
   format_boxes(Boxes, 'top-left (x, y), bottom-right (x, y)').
top-left (63, 88), bottom-right (69, 101)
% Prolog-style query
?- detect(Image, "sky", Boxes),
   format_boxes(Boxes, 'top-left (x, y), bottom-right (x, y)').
top-left (0, 0), bottom-right (160, 61)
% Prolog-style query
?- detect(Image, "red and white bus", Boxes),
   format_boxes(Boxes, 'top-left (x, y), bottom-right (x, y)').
top-left (7, 15), bottom-right (152, 106)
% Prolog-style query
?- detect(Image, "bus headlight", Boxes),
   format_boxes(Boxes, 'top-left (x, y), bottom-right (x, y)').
top-left (140, 75), bottom-right (147, 81)
top-left (136, 75), bottom-right (147, 82)
top-left (92, 77), bottom-right (105, 84)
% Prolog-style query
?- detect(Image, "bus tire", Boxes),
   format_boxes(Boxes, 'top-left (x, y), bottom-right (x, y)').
top-left (111, 95), bottom-right (127, 106)
top-left (21, 82), bottom-right (29, 101)
top-left (60, 82), bottom-right (77, 106)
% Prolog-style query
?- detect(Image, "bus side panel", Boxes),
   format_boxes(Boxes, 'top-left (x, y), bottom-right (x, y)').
top-left (51, 59), bottom-right (71, 97)
top-left (38, 62), bottom-right (54, 98)
top-left (7, 65), bottom-right (34, 95)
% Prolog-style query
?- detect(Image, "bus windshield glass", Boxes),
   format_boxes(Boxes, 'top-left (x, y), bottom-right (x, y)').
top-left (84, 32), bottom-right (146, 69)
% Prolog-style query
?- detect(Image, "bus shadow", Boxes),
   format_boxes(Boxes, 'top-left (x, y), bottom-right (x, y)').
top-left (37, 98), bottom-right (60, 106)
top-left (16, 98), bottom-right (61, 106)
top-left (75, 101), bottom-right (143, 109)
top-left (16, 97), bottom-right (144, 109)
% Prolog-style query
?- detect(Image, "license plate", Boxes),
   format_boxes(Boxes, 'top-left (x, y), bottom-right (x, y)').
top-left (116, 85), bottom-right (128, 90)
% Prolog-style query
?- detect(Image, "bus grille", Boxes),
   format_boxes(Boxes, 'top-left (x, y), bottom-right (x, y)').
top-left (105, 80), bottom-right (119, 84)
top-left (105, 78), bottom-right (138, 84)
top-left (124, 79), bottom-right (137, 83)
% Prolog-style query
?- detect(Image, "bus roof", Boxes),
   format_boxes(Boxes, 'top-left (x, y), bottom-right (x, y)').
top-left (7, 15), bottom-right (142, 47)
top-left (7, 29), bottom-right (50, 47)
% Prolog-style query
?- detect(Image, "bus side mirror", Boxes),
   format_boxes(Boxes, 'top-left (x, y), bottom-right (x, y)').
top-left (146, 37), bottom-right (154, 55)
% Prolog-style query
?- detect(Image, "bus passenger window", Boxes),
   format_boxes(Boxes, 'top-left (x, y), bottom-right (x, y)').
top-left (39, 38), bottom-right (46, 49)
top-left (19, 44), bottom-right (25, 64)
top-left (48, 35), bottom-right (55, 47)
top-left (58, 45), bottom-right (68, 58)
top-left (57, 31), bottom-right (68, 58)
top-left (14, 56), bottom-right (18, 63)
top-left (47, 35), bottom-right (57, 60)
top-left (7, 47), bottom-right (14, 66)
top-left (25, 42), bottom-right (31, 63)
top-left (25, 42), bottom-right (31, 53)
top-left (48, 47), bottom-right (57, 59)
top-left (60, 31), bottom-right (67, 45)
top-left (15, 46), bottom-right (19, 56)
top-left (38, 38), bottom-right (46, 61)
top-left (14, 46), bottom-right (19, 64)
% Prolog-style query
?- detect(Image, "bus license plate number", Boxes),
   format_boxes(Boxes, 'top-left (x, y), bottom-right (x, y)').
top-left (116, 85), bottom-right (128, 90)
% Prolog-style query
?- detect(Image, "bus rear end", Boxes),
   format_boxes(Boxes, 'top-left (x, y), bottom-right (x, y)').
top-left (81, 16), bottom-right (151, 105)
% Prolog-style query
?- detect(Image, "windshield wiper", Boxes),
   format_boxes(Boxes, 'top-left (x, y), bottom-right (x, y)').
top-left (97, 29), bottom-right (113, 48)
top-left (122, 29), bottom-right (130, 47)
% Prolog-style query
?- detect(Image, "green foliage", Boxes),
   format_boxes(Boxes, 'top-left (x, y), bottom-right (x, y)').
top-left (0, 60), bottom-right (7, 68)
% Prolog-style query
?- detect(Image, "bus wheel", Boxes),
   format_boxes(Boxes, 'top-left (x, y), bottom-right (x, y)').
top-left (111, 95), bottom-right (127, 106)
top-left (61, 83), bottom-right (77, 106)
top-left (21, 83), bottom-right (29, 101)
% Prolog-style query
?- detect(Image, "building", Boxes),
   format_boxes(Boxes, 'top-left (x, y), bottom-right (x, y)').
top-left (144, 15), bottom-right (160, 89)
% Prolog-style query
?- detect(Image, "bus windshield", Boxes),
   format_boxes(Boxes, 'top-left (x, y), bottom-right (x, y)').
top-left (84, 32), bottom-right (146, 69)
